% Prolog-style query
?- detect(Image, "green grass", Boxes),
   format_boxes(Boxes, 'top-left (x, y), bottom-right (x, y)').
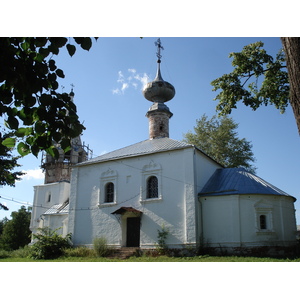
top-left (1, 245), bottom-right (299, 262)
top-left (1, 255), bottom-right (300, 262)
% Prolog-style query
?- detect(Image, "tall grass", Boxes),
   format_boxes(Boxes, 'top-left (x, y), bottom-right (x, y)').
top-left (93, 237), bottom-right (112, 257)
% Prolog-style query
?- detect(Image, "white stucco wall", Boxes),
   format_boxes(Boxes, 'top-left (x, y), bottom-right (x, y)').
top-left (199, 194), bottom-right (297, 248)
top-left (43, 214), bottom-right (69, 236)
top-left (68, 147), bottom-right (220, 248)
top-left (30, 181), bottom-right (70, 236)
top-left (193, 150), bottom-right (223, 246)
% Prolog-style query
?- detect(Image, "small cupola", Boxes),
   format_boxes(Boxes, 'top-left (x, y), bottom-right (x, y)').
top-left (143, 39), bottom-right (175, 139)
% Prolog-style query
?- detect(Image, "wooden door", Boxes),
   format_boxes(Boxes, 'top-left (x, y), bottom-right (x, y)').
top-left (126, 217), bottom-right (140, 247)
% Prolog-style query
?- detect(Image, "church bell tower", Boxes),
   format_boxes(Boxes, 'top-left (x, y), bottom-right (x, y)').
top-left (41, 90), bottom-right (90, 184)
top-left (143, 39), bottom-right (175, 139)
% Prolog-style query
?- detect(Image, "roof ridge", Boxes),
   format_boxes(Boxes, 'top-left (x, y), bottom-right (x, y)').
top-left (76, 137), bottom-right (193, 166)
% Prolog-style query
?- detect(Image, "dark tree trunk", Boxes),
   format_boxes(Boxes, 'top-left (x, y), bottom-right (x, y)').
top-left (280, 37), bottom-right (300, 134)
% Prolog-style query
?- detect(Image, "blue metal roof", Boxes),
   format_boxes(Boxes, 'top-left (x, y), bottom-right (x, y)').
top-left (77, 138), bottom-right (193, 166)
top-left (199, 168), bottom-right (295, 200)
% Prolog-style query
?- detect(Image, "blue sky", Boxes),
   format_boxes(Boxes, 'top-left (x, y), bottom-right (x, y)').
top-left (1, 37), bottom-right (299, 226)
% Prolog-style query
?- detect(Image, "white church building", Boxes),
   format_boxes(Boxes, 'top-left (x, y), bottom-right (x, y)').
top-left (30, 40), bottom-right (297, 254)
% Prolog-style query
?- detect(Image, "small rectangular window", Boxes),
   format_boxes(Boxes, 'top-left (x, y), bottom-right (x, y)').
top-left (105, 182), bottom-right (114, 203)
top-left (147, 176), bottom-right (158, 199)
top-left (259, 215), bottom-right (267, 230)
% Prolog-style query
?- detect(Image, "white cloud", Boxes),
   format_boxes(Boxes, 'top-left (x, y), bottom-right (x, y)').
top-left (112, 88), bottom-right (121, 95)
top-left (117, 71), bottom-right (124, 83)
top-left (134, 73), bottom-right (150, 88)
top-left (113, 69), bottom-right (150, 95)
top-left (21, 168), bottom-right (44, 180)
top-left (121, 83), bottom-right (129, 92)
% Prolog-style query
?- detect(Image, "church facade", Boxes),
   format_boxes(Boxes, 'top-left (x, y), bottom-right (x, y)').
top-left (30, 40), bottom-right (297, 253)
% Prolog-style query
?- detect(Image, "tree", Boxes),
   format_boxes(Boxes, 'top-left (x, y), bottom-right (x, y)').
top-left (0, 132), bottom-right (24, 188)
top-left (0, 37), bottom-right (96, 187)
top-left (211, 38), bottom-right (300, 134)
top-left (183, 114), bottom-right (256, 173)
top-left (0, 206), bottom-right (32, 250)
top-left (280, 38), bottom-right (300, 134)
top-left (0, 217), bottom-right (9, 235)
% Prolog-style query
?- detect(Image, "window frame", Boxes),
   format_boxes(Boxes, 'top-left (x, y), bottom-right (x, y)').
top-left (254, 200), bottom-right (274, 234)
top-left (146, 175), bottom-right (159, 199)
top-left (99, 168), bottom-right (118, 207)
top-left (259, 214), bottom-right (267, 230)
top-left (140, 160), bottom-right (162, 202)
top-left (104, 182), bottom-right (115, 203)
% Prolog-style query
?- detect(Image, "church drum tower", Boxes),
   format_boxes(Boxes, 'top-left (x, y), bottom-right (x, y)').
top-left (143, 38), bottom-right (175, 139)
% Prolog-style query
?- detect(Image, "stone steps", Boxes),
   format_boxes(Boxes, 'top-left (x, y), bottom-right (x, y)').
top-left (108, 247), bottom-right (140, 259)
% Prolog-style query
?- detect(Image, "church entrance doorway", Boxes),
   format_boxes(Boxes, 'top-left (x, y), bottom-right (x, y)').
top-left (126, 217), bottom-right (140, 247)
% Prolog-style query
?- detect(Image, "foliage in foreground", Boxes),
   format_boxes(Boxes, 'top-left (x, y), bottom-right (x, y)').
top-left (0, 37), bottom-right (96, 196)
top-left (31, 227), bottom-right (72, 259)
top-left (211, 41), bottom-right (289, 116)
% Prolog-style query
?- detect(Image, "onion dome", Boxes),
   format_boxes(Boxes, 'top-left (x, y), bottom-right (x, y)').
top-left (142, 39), bottom-right (175, 103)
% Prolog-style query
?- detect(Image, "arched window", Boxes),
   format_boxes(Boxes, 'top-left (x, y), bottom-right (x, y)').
top-left (147, 176), bottom-right (158, 199)
top-left (259, 215), bottom-right (267, 230)
top-left (105, 182), bottom-right (114, 203)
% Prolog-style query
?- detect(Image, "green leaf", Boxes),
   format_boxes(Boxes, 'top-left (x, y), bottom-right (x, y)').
top-left (17, 142), bottom-right (31, 157)
top-left (2, 137), bottom-right (16, 148)
top-left (35, 121), bottom-right (46, 134)
top-left (60, 138), bottom-right (71, 151)
top-left (34, 52), bottom-right (45, 63)
top-left (35, 37), bottom-right (48, 47)
top-left (74, 37), bottom-right (92, 51)
top-left (52, 131), bottom-right (62, 143)
top-left (81, 38), bottom-right (92, 51)
top-left (21, 41), bottom-right (30, 51)
top-left (31, 144), bottom-right (40, 157)
top-left (47, 146), bottom-right (59, 159)
top-left (7, 116), bottom-right (19, 130)
top-left (18, 108), bottom-right (34, 125)
top-left (39, 47), bottom-right (50, 58)
top-left (56, 69), bottom-right (65, 78)
top-left (15, 127), bottom-right (33, 137)
top-left (49, 60), bottom-right (56, 71)
top-left (66, 44), bottom-right (76, 57)
top-left (48, 72), bottom-right (57, 82)
top-left (50, 37), bottom-right (68, 48)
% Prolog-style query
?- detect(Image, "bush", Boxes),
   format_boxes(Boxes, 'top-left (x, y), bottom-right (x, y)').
top-left (93, 237), bottom-right (111, 257)
top-left (11, 245), bottom-right (33, 258)
top-left (156, 224), bottom-right (169, 254)
top-left (31, 227), bottom-right (72, 259)
top-left (0, 249), bottom-right (11, 259)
